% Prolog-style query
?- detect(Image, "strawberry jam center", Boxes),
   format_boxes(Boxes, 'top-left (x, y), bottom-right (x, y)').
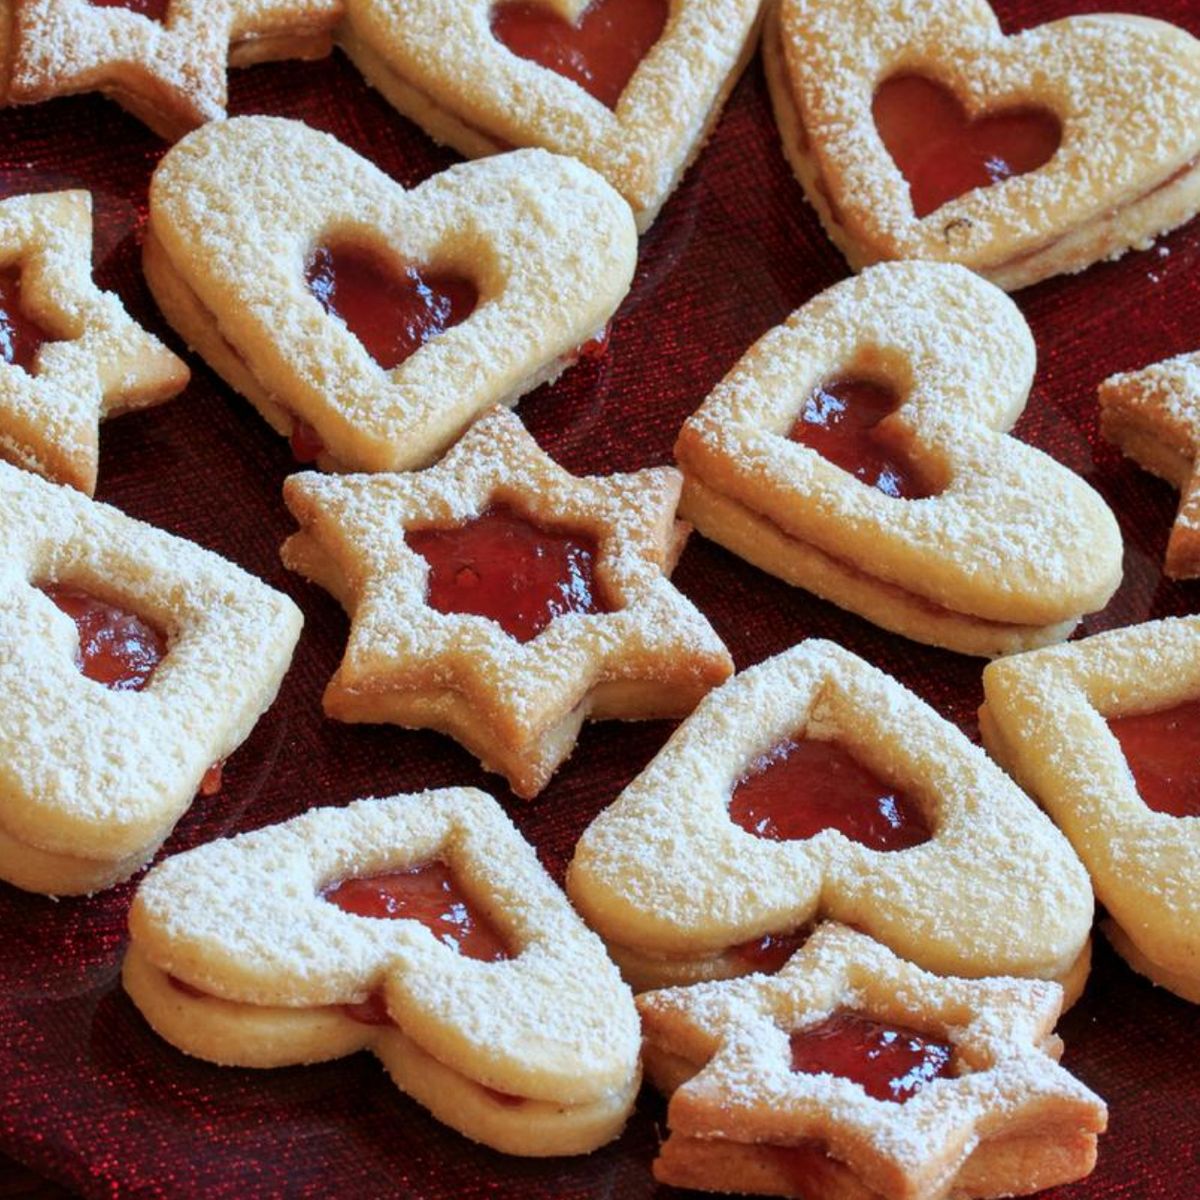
top-left (790, 378), bottom-right (932, 500)
top-left (732, 929), bottom-right (808, 974)
top-left (0, 269), bottom-right (54, 372)
top-left (42, 585), bottom-right (166, 691)
top-left (873, 75), bottom-right (1061, 219)
top-left (406, 504), bottom-right (612, 643)
top-left (1107, 699), bottom-right (1200, 818)
top-left (89, 0), bottom-right (169, 17)
top-left (490, 0), bottom-right (669, 109)
top-left (306, 245), bottom-right (477, 371)
top-left (729, 736), bottom-right (931, 851)
top-left (790, 1011), bottom-right (954, 1103)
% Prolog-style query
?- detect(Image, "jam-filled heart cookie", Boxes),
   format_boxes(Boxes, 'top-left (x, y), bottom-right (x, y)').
top-left (567, 640), bottom-right (1093, 1000)
top-left (0, 189), bottom-right (188, 494)
top-left (981, 617), bottom-right (1200, 1003)
top-left (639, 922), bottom-right (1107, 1199)
top-left (281, 406), bottom-right (733, 798)
top-left (123, 790), bottom-right (642, 1156)
top-left (673, 261), bottom-right (1122, 657)
top-left (337, 0), bottom-right (762, 231)
top-left (764, 0), bottom-right (1200, 290)
top-left (1099, 351), bottom-right (1200, 579)
top-left (146, 116), bottom-right (636, 473)
top-left (8, 0), bottom-right (344, 140)
top-left (0, 461), bottom-right (302, 895)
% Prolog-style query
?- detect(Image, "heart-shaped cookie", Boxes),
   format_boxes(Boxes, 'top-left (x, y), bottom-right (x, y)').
top-left (764, 0), bottom-right (1200, 289)
top-left (673, 261), bottom-right (1123, 657)
top-left (338, 0), bottom-right (762, 231)
top-left (145, 116), bottom-right (637, 473)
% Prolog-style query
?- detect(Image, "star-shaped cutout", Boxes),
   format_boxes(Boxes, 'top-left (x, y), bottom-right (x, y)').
top-left (638, 922), bottom-right (1107, 1200)
top-left (1100, 350), bottom-right (1200, 578)
top-left (281, 405), bottom-right (733, 798)
top-left (0, 189), bottom-right (188, 494)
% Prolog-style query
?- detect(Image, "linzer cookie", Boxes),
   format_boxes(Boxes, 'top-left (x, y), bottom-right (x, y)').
top-left (0, 461), bottom-right (302, 895)
top-left (281, 406), bottom-right (733, 798)
top-left (567, 640), bottom-right (1094, 1000)
top-left (638, 922), bottom-right (1107, 1199)
top-left (764, 0), bottom-right (1200, 290)
top-left (145, 116), bottom-right (636, 472)
top-left (123, 790), bottom-right (642, 1156)
top-left (337, 0), bottom-right (762, 230)
top-left (673, 262), bottom-right (1122, 657)
top-left (981, 617), bottom-right (1200, 1003)
top-left (0, 189), bottom-right (188, 494)
top-left (8, 0), bottom-right (344, 139)
top-left (1099, 351), bottom-right (1200, 578)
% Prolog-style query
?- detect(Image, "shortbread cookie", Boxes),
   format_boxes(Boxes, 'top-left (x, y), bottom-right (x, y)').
top-left (0, 189), bottom-right (188, 494)
top-left (0, 461), bottom-right (302, 895)
top-left (673, 261), bottom-right (1122, 657)
top-left (764, 0), bottom-right (1200, 291)
top-left (1099, 351), bottom-right (1200, 578)
top-left (639, 922), bottom-right (1107, 1199)
top-left (145, 117), bottom-right (636, 473)
top-left (567, 640), bottom-right (1093, 1000)
top-left (123, 790), bottom-right (642, 1157)
top-left (281, 405), bottom-right (733, 798)
top-left (981, 617), bottom-right (1200, 1003)
top-left (8, 0), bottom-right (343, 140)
top-left (337, 0), bottom-right (762, 231)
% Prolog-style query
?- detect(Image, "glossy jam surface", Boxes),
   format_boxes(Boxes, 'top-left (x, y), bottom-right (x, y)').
top-left (89, 0), bottom-right (169, 17)
top-left (289, 418), bottom-right (325, 464)
top-left (323, 861), bottom-right (510, 962)
top-left (789, 378), bottom-right (933, 500)
top-left (43, 585), bottom-right (166, 691)
top-left (729, 736), bottom-right (931, 851)
top-left (406, 504), bottom-right (612, 643)
top-left (490, 0), bottom-right (669, 109)
top-left (1107, 699), bottom-right (1200, 818)
top-left (873, 75), bottom-right (1061, 219)
top-left (199, 762), bottom-right (224, 797)
top-left (341, 991), bottom-right (392, 1026)
top-left (0, 269), bottom-right (54, 372)
top-left (732, 929), bottom-right (808, 974)
top-left (789, 1011), bottom-right (954, 1103)
top-left (306, 245), bottom-right (477, 371)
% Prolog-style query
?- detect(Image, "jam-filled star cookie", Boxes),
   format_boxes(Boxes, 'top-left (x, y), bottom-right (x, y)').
top-left (123, 790), bottom-right (642, 1156)
top-left (764, 0), bottom-right (1200, 290)
top-left (8, 0), bottom-right (344, 140)
top-left (0, 461), bottom-right (302, 895)
top-left (1099, 351), bottom-right (1200, 579)
top-left (281, 406), bottom-right (733, 798)
top-left (0, 189), bottom-right (188, 494)
top-left (567, 640), bottom-right (1094, 1000)
top-left (639, 922), bottom-right (1107, 1199)
top-left (146, 116), bottom-right (636, 473)
top-left (981, 617), bottom-right (1200, 1003)
top-left (673, 261), bottom-right (1122, 657)
top-left (337, 0), bottom-right (762, 231)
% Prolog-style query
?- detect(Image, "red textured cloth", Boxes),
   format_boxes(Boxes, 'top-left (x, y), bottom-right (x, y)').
top-left (2, 3), bottom-right (1199, 1197)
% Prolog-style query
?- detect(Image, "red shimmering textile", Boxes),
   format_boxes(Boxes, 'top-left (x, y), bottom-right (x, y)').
top-left (2, 2), bottom-right (1199, 1196)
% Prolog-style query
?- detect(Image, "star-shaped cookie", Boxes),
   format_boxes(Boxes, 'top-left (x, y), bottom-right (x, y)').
top-left (639, 922), bottom-right (1107, 1200)
top-left (0, 189), bottom-right (188, 494)
top-left (281, 406), bottom-right (733, 797)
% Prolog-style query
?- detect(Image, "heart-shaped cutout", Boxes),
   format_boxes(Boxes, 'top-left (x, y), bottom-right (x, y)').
top-left (89, 0), bottom-right (168, 20)
top-left (765, 0), bottom-right (1200, 289)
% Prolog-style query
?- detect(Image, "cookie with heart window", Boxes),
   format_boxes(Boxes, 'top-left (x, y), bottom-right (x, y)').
top-left (122, 790), bottom-right (642, 1156)
top-left (764, 0), bottom-right (1200, 290)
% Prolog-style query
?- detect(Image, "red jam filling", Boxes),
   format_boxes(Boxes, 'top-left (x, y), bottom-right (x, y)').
top-left (732, 929), bottom-right (808, 974)
top-left (406, 503), bottom-right (613, 643)
top-left (789, 1011), bottom-right (954, 1103)
top-left (729, 736), bottom-right (932, 852)
top-left (789, 378), bottom-right (933, 500)
top-left (490, 0), bottom-right (669, 109)
top-left (1107, 699), bottom-right (1200, 818)
top-left (567, 325), bottom-right (611, 364)
top-left (199, 761), bottom-right (224, 797)
top-left (42, 585), bottom-right (166, 691)
top-left (0, 268), bottom-right (55, 372)
top-left (289, 418), bottom-right (325, 464)
top-left (305, 245), bottom-right (477, 371)
top-left (873, 75), bottom-right (1061, 219)
top-left (89, 0), bottom-right (169, 17)
top-left (341, 991), bottom-right (392, 1027)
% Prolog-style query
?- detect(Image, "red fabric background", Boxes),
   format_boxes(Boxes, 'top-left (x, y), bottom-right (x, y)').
top-left (2, 2), bottom-right (1199, 1195)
